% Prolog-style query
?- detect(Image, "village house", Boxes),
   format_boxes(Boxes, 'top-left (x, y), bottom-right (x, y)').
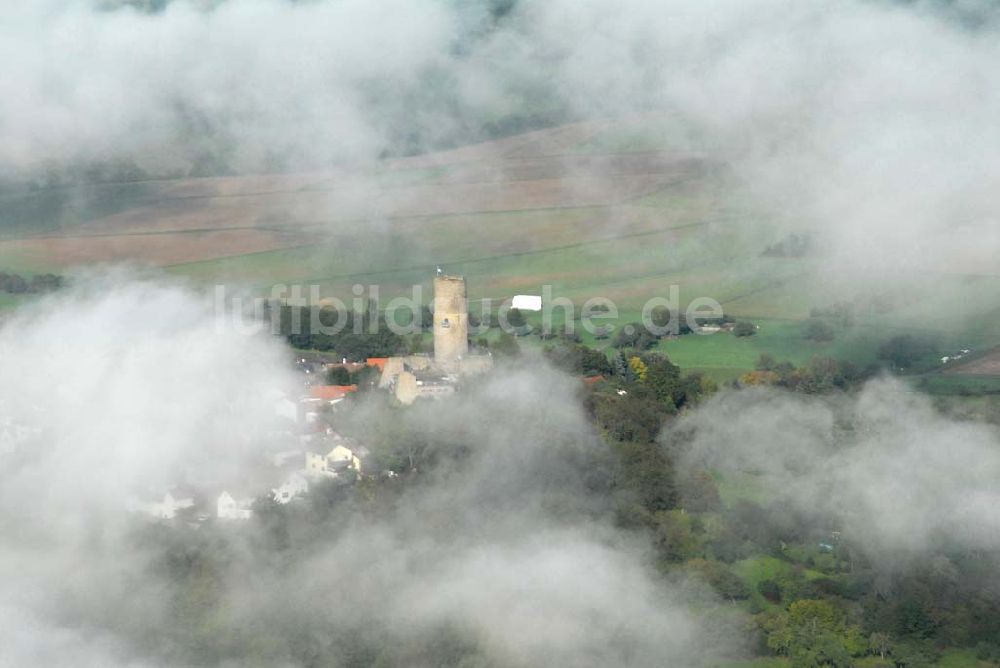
top-left (216, 490), bottom-right (253, 520)
top-left (308, 385), bottom-right (358, 405)
top-left (304, 433), bottom-right (370, 478)
top-left (271, 472), bottom-right (309, 504)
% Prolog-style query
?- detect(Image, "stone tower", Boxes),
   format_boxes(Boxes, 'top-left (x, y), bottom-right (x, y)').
top-left (433, 275), bottom-right (469, 368)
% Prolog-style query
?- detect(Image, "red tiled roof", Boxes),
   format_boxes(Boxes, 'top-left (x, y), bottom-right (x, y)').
top-left (582, 375), bottom-right (604, 386)
top-left (310, 385), bottom-right (358, 400)
top-left (367, 357), bottom-right (388, 371)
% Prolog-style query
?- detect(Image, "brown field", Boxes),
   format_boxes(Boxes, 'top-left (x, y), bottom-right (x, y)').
top-left (946, 348), bottom-right (1000, 376)
top-left (0, 123), bottom-right (713, 272)
top-left (0, 228), bottom-right (322, 268)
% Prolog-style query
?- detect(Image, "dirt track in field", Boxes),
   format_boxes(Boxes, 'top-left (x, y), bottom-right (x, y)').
top-left (0, 122), bottom-right (713, 270)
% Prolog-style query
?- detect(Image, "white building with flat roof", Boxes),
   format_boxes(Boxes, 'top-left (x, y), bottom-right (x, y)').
top-left (511, 295), bottom-right (542, 311)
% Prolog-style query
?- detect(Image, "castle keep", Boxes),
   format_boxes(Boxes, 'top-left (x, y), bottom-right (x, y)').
top-left (433, 275), bottom-right (469, 370)
top-left (377, 273), bottom-right (492, 404)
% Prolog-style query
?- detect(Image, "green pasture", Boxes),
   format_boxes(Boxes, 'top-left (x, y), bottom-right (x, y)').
top-left (914, 375), bottom-right (1000, 396)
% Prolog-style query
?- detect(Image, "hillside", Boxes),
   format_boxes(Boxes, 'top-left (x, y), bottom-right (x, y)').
top-left (2, 117), bottom-right (999, 382)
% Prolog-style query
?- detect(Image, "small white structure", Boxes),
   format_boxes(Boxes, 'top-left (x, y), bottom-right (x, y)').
top-left (271, 473), bottom-right (309, 504)
top-left (129, 491), bottom-right (195, 520)
top-left (511, 295), bottom-right (542, 312)
top-left (217, 491), bottom-right (253, 520)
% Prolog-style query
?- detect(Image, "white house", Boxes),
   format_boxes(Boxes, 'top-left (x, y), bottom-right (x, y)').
top-left (271, 473), bottom-right (309, 504)
top-left (304, 439), bottom-right (369, 478)
top-left (328, 444), bottom-right (364, 471)
top-left (217, 491), bottom-right (253, 520)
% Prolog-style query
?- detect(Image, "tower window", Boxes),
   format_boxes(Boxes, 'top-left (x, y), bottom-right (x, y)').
top-left (442, 318), bottom-right (450, 328)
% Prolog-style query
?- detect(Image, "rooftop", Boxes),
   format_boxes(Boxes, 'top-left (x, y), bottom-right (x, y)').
top-left (309, 385), bottom-right (358, 401)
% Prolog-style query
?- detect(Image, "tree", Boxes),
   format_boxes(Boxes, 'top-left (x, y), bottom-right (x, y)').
top-left (739, 370), bottom-right (779, 386)
top-left (655, 511), bottom-right (701, 562)
top-left (796, 357), bottom-right (847, 394)
top-left (492, 332), bottom-right (520, 357)
top-left (326, 366), bottom-right (351, 385)
top-left (506, 307), bottom-right (526, 330)
top-left (975, 642), bottom-right (1000, 662)
top-left (687, 559), bottom-right (749, 600)
top-left (791, 633), bottom-right (853, 668)
top-left (679, 470), bottom-right (721, 512)
top-left (590, 392), bottom-right (663, 443)
top-left (869, 632), bottom-right (892, 660)
top-left (628, 356), bottom-right (648, 382)
top-left (580, 347), bottom-right (612, 376)
top-left (788, 599), bottom-right (840, 633)
top-left (803, 319), bottom-right (835, 342)
top-left (758, 579), bottom-right (782, 603)
top-left (593, 324), bottom-right (613, 340)
top-left (733, 320), bottom-right (757, 337)
top-left (543, 343), bottom-right (612, 376)
top-left (420, 305), bottom-right (434, 330)
top-left (877, 334), bottom-right (938, 370)
top-left (349, 365), bottom-right (380, 390)
top-left (3, 274), bottom-right (27, 294)
top-left (761, 613), bottom-right (795, 656)
top-left (613, 323), bottom-right (657, 350)
top-left (762, 600), bottom-right (862, 666)
top-left (611, 352), bottom-right (629, 378)
top-left (892, 638), bottom-right (940, 667)
top-left (641, 353), bottom-right (688, 408)
top-left (613, 440), bottom-right (678, 512)
top-left (757, 353), bottom-right (778, 371)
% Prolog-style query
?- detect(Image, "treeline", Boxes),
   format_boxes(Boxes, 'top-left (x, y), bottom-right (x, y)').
top-left (279, 303), bottom-right (526, 361)
top-left (739, 354), bottom-right (871, 393)
top-left (273, 304), bottom-right (406, 360)
top-left (763, 232), bottom-right (812, 258)
top-left (0, 272), bottom-right (63, 295)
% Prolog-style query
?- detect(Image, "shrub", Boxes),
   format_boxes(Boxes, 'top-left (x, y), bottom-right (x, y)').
top-left (758, 579), bottom-right (781, 603)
